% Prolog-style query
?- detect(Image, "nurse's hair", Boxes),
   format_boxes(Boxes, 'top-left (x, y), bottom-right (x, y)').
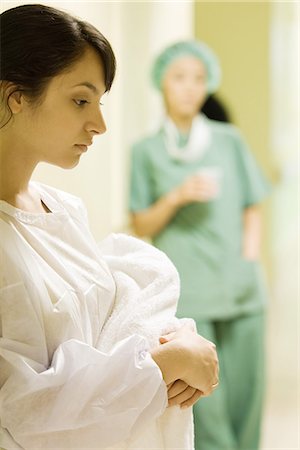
top-left (0, 4), bottom-right (116, 126)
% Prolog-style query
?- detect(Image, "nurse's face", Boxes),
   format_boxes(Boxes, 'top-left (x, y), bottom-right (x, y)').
top-left (162, 56), bottom-right (207, 119)
top-left (12, 46), bottom-right (107, 169)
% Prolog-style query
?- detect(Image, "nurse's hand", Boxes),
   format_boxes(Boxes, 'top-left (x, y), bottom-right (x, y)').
top-left (174, 174), bottom-right (218, 205)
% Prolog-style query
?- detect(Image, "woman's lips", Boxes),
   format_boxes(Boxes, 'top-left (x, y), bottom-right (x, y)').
top-left (75, 144), bottom-right (88, 152)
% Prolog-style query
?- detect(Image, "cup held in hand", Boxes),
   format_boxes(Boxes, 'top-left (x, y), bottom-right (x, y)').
top-left (196, 166), bottom-right (223, 200)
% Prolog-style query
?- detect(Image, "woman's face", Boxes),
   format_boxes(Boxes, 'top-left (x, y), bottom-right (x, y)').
top-left (162, 56), bottom-right (207, 120)
top-left (12, 46), bottom-right (107, 169)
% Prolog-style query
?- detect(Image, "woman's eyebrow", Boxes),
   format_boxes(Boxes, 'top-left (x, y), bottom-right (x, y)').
top-left (72, 82), bottom-right (99, 95)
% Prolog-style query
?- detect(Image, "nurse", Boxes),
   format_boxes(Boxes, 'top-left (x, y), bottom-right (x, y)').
top-left (130, 40), bottom-right (270, 450)
top-left (0, 7), bottom-right (219, 450)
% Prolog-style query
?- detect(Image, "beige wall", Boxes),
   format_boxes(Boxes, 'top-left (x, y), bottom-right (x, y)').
top-left (195, 2), bottom-right (271, 174)
top-left (195, 2), bottom-right (273, 275)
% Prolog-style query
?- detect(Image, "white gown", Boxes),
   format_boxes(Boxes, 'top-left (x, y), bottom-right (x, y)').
top-left (0, 183), bottom-right (167, 450)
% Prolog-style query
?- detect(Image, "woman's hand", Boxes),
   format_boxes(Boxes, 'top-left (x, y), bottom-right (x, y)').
top-left (161, 324), bottom-right (219, 395)
top-left (174, 174), bottom-right (218, 206)
top-left (167, 380), bottom-right (203, 408)
top-left (151, 324), bottom-right (219, 397)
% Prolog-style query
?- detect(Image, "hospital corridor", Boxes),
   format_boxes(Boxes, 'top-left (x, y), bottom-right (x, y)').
top-left (0, 1), bottom-right (299, 449)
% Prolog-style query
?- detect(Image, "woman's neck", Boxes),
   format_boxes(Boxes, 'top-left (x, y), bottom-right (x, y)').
top-left (0, 135), bottom-right (39, 209)
top-left (167, 113), bottom-right (195, 134)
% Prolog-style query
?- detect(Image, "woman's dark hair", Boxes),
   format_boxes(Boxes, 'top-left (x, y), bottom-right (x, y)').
top-left (0, 4), bottom-right (116, 125)
top-left (201, 95), bottom-right (231, 123)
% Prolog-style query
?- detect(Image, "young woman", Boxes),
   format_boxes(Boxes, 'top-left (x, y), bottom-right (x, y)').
top-left (0, 6), bottom-right (219, 450)
top-left (130, 41), bottom-right (270, 450)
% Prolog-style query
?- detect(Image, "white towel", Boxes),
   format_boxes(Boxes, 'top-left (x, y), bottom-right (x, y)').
top-left (97, 233), bottom-right (195, 450)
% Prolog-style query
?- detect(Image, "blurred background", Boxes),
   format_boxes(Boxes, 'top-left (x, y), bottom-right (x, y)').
top-left (1, 1), bottom-right (299, 448)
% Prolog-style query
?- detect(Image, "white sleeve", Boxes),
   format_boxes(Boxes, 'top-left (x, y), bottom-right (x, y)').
top-left (0, 217), bottom-right (168, 449)
top-left (0, 330), bottom-right (167, 449)
top-left (0, 281), bottom-right (167, 449)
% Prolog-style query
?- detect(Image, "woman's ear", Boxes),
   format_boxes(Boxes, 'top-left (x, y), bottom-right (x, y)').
top-left (7, 88), bottom-right (24, 114)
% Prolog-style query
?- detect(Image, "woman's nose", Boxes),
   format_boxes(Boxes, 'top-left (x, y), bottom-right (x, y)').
top-left (87, 108), bottom-right (106, 135)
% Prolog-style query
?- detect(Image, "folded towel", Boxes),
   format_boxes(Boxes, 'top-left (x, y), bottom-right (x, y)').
top-left (97, 233), bottom-right (194, 450)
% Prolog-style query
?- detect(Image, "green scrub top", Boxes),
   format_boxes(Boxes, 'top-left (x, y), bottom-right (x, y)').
top-left (130, 118), bottom-right (270, 320)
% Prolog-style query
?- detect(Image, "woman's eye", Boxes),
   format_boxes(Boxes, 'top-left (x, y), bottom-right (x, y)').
top-left (73, 99), bottom-right (89, 107)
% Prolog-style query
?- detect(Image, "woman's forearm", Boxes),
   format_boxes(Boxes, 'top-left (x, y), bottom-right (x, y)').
top-left (242, 205), bottom-right (262, 260)
top-left (131, 173), bottom-right (219, 238)
top-left (131, 190), bottom-right (180, 238)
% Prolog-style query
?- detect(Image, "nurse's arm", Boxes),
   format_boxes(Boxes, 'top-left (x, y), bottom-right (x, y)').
top-left (132, 175), bottom-right (211, 237)
top-left (242, 204), bottom-right (262, 260)
top-left (131, 190), bottom-right (180, 237)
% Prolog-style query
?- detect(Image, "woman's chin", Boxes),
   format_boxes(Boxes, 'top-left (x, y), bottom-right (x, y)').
top-left (63, 159), bottom-right (81, 170)
top-left (46, 157), bottom-right (81, 170)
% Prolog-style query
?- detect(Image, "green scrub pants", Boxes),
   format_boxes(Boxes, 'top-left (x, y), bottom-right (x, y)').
top-left (194, 312), bottom-right (265, 450)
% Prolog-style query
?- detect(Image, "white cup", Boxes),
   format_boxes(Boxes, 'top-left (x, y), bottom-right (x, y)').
top-left (196, 166), bottom-right (223, 199)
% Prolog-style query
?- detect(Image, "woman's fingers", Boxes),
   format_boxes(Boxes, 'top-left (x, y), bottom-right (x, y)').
top-left (159, 322), bottom-right (197, 345)
top-left (159, 335), bottom-right (173, 344)
top-left (180, 389), bottom-right (203, 409)
top-left (167, 380), bottom-right (189, 399)
top-left (167, 379), bottom-right (205, 408)
top-left (168, 384), bottom-right (198, 407)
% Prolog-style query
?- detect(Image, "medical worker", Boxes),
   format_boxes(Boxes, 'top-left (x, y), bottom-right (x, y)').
top-left (130, 40), bottom-right (270, 450)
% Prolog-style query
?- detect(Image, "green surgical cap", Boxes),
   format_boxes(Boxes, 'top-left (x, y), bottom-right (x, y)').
top-left (151, 40), bottom-right (221, 94)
